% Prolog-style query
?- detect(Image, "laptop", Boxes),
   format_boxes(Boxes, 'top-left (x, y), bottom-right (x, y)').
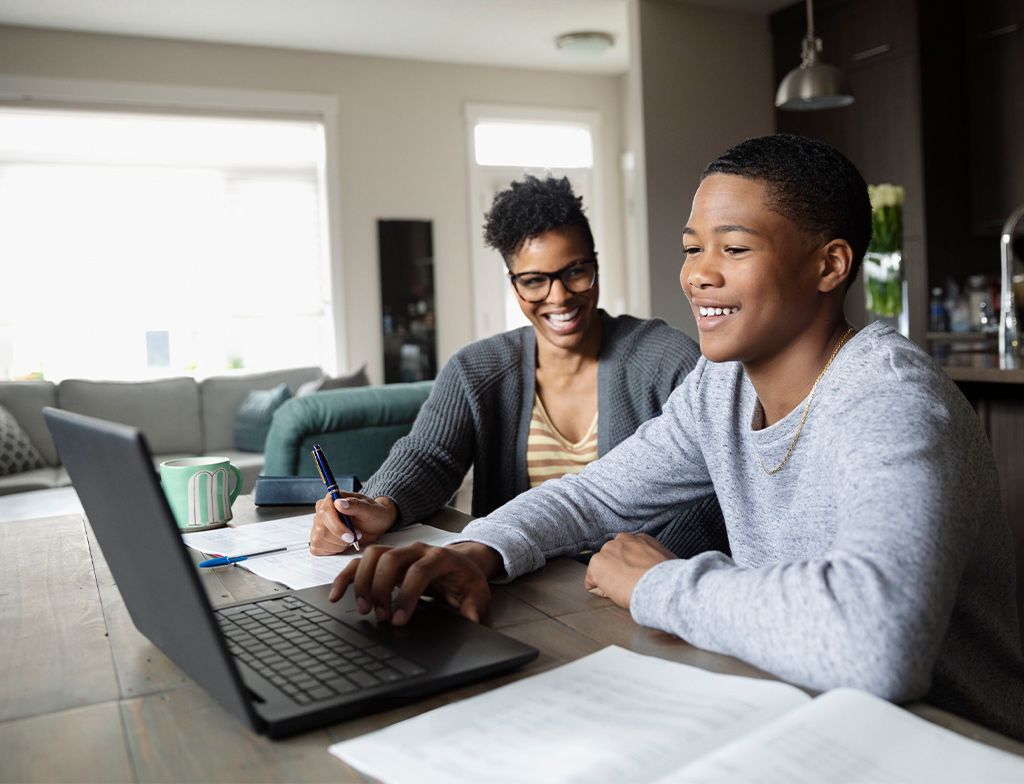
top-left (44, 407), bottom-right (538, 738)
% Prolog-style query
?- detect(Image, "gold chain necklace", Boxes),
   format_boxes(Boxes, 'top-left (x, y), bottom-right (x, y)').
top-left (757, 326), bottom-right (856, 476)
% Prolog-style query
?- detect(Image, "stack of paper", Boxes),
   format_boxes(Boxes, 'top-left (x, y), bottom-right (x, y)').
top-left (182, 514), bottom-right (456, 589)
top-left (329, 646), bottom-right (1024, 784)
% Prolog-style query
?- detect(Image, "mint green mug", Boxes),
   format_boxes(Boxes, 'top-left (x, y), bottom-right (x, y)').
top-left (160, 457), bottom-right (242, 531)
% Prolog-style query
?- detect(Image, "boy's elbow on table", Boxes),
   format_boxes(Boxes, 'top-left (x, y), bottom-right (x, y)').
top-left (817, 618), bottom-right (935, 703)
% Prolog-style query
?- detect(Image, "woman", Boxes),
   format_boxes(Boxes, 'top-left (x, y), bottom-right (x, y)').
top-left (310, 175), bottom-right (722, 556)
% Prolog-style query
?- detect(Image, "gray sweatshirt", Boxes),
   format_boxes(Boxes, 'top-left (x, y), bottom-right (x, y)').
top-left (455, 322), bottom-right (1024, 740)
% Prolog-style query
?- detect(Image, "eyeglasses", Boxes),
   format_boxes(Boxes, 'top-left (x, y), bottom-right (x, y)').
top-left (508, 260), bottom-right (598, 303)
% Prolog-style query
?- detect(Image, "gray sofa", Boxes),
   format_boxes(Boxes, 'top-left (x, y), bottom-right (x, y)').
top-left (0, 366), bottom-right (322, 496)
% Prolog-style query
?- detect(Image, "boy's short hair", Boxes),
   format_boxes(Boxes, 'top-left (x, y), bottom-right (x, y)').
top-left (483, 175), bottom-right (595, 267)
top-left (702, 134), bottom-right (872, 289)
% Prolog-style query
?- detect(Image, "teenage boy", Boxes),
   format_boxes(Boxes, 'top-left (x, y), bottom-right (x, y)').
top-left (325, 134), bottom-right (1024, 740)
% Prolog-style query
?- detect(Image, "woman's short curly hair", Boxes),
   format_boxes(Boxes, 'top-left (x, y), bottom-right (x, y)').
top-left (702, 134), bottom-right (871, 290)
top-left (483, 175), bottom-right (595, 266)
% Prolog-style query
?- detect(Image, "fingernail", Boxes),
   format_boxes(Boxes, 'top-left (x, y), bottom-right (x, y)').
top-left (374, 606), bottom-right (387, 622)
top-left (341, 532), bottom-right (354, 543)
top-left (392, 609), bottom-right (407, 625)
top-left (356, 532), bottom-right (363, 540)
top-left (356, 598), bottom-right (369, 614)
top-left (339, 498), bottom-right (350, 509)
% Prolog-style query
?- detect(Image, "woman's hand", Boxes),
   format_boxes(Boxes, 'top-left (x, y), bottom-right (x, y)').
top-left (308, 492), bottom-right (399, 555)
top-left (584, 533), bottom-right (675, 609)
top-left (329, 541), bottom-right (502, 626)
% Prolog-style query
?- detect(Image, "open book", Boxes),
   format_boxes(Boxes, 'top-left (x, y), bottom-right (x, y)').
top-left (329, 646), bottom-right (1024, 784)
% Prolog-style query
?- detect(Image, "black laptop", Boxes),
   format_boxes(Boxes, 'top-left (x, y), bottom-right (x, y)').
top-left (44, 407), bottom-right (537, 738)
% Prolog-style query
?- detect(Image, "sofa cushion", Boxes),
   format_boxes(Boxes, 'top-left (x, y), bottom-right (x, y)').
top-left (234, 383), bottom-right (292, 452)
top-left (200, 367), bottom-right (321, 452)
top-left (58, 377), bottom-right (202, 456)
top-left (0, 381), bottom-right (59, 466)
top-left (263, 381), bottom-right (433, 479)
top-left (0, 403), bottom-right (45, 476)
top-left (296, 364), bottom-right (369, 397)
top-left (0, 465), bottom-right (69, 496)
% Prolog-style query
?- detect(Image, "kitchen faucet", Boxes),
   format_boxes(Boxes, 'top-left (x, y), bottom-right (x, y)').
top-left (999, 203), bottom-right (1024, 368)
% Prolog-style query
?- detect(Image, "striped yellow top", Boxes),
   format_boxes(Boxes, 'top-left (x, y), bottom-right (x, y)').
top-left (527, 393), bottom-right (598, 488)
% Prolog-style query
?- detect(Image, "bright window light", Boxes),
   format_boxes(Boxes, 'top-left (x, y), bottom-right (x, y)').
top-left (0, 107), bottom-right (324, 168)
top-left (473, 121), bottom-right (593, 169)
top-left (0, 107), bottom-right (331, 381)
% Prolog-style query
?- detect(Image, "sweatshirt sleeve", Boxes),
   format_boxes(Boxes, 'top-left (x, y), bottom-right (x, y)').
top-left (630, 382), bottom-right (982, 703)
top-left (451, 367), bottom-right (715, 580)
top-left (362, 356), bottom-right (476, 525)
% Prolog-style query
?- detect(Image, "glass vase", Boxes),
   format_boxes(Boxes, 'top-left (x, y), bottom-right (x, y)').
top-left (863, 250), bottom-right (907, 335)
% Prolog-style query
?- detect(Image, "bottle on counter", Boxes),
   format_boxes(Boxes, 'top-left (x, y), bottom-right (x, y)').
top-left (946, 280), bottom-right (972, 333)
top-left (966, 274), bottom-right (995, 333)
top-left (929, 287), bottom-right (948, 332)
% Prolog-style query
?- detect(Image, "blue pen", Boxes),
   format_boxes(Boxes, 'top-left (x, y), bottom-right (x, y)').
top-left (198, 546), bottom-right (289, 568)
top-left (312, 443), bottom-right (360, 551)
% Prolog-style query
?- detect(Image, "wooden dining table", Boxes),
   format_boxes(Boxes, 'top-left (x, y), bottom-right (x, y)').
top-left (2, 495), bottom-right (1022, 782)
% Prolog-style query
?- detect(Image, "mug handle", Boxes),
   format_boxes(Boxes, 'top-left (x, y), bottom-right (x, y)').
top-left (227, 463), bottom-right (243, 504)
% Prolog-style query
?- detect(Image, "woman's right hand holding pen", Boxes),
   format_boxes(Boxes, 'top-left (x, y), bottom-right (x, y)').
top-left (309, 492), bottom-right (398, 555)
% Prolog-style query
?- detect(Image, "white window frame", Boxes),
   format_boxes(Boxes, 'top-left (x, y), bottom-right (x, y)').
top-left (463, 103), bottom-right (604, 340)
top-left (0, 75), bottom-right (348, 375)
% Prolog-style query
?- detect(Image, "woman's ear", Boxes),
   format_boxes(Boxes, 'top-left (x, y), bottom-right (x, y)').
top-left (818, 239), bottom-right (853, 293)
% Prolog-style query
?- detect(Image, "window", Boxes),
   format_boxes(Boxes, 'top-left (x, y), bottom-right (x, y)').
top-left (473, 121), bottom-right (593, 169)
top-left (0, 107), bottom-right (332, 381)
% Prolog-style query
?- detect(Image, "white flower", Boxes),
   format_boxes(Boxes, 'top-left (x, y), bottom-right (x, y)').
top-left (868, 183), bottom-right (905, 209)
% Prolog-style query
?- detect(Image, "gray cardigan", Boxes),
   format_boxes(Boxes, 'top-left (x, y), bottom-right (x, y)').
top-left (365, 311), bottom-right (706, 526)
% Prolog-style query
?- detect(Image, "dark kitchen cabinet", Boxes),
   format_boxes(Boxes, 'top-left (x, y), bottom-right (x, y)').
top-left (771, 0), bottom-right (927, 343)
top-left (771, 0), bottom-right (920, 190)
top-left (966, 0), bottom-right (1024, 235)
top-left (772, 0), bottom-right (1024, 339)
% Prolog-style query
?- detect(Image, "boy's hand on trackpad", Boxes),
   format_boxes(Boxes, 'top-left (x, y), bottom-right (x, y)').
top-left (328, 541), bottom-right (501, 626)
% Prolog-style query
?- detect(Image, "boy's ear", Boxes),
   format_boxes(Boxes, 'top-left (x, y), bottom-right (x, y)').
top-left (818, 239), bottom-right (853, 293)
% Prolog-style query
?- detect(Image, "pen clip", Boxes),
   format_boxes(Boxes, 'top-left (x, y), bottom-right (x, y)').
top-left (313, 458), bottom-right (328, 486)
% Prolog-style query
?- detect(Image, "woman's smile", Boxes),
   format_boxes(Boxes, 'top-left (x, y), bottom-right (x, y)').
top-left (540, 306), bottom-right (583, 333)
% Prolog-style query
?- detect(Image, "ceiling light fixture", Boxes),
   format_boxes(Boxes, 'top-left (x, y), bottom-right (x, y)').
top-left (555, 31), bottom-right (615, 55)
top-left (775, 0), bottom-right (853, 111)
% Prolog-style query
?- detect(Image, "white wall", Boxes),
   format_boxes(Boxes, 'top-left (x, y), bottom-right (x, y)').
top-left (632, 0), bottom-right (775, 339)
top-left (0, 24), bottom-right (627, 383)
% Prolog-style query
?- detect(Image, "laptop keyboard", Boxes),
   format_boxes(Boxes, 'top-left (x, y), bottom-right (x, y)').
top-left (216, 596), bottom-right (427, 704)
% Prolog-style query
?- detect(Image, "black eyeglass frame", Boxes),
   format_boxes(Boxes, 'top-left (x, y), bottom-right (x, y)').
top-left (507, 259), bottom-right (599, 303)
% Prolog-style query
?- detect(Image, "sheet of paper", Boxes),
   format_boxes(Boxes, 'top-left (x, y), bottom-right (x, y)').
top-left (181, 513), bottom-right (313, 557)
top-left (329, 645), bottom-right (809, 784)
top-left (659, 688), bottom-right (1024, 784)
top-left (239, 525), bottom-right (458, 589)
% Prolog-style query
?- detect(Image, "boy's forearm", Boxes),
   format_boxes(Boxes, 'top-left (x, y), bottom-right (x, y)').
top-left (630, 551), bottom-right (943, 703)
top-left (448, 541), bottom-right (505, 580)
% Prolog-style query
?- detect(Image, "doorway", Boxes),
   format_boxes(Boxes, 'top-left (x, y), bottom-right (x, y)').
top-left (464, 105), bottom-right (602, 340)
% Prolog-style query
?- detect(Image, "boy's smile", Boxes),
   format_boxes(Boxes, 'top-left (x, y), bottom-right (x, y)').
top-left (680, 174), bottom-right (825, 369)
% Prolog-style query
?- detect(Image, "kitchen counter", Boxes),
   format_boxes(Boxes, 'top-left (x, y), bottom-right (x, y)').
top-left (934, 350), bottom-right (1024, 632)
top-left (928, 332), bottom-right (1024, 383)
top-left (938, 355), bottom-right (1024, 384)
top-left (937, 351), bottom-right (1024, 628)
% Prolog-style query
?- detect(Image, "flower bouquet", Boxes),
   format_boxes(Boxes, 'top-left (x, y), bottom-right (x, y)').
top-left (863, 183), bottom-right (905, 321)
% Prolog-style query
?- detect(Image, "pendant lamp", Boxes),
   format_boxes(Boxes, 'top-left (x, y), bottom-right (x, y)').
top-left (775, 0), bottom-right (853, 110)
